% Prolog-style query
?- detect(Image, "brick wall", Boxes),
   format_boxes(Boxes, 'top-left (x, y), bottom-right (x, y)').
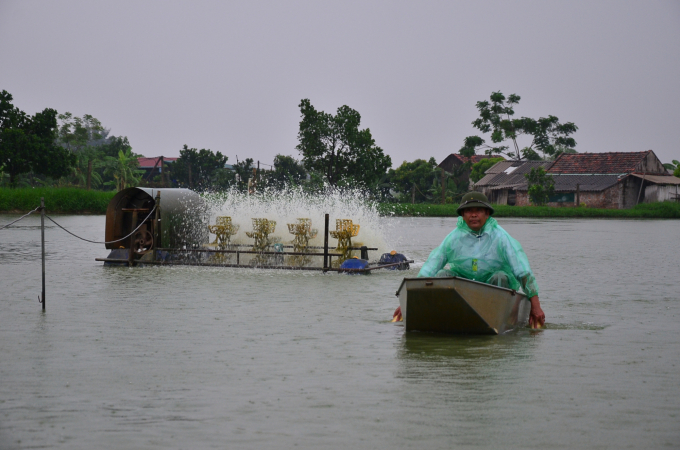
top-left (516, 184), bottom-right (625, 208)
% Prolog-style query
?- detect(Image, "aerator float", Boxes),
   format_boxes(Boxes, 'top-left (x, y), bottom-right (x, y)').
top-left (96, 188), bottom-right (412, 274)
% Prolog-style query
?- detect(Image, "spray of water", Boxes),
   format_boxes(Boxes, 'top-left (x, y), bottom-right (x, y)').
top-left (202, 185), bottom-right (394, 261)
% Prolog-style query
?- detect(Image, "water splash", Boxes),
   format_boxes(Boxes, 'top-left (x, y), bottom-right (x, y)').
top-left (202, 186), bottom-right (393, 261)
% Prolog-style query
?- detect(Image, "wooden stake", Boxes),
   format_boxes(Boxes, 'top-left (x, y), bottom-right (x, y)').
top-left (323, 214), bottom-right (329, 273)
top-left (40, 197), bottom-right (45, 311)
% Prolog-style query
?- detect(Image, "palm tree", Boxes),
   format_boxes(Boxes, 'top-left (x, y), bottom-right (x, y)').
top-left (103, 149), bottom-right (144, 191)
top-left (663, 160), bottom-right (680, 178)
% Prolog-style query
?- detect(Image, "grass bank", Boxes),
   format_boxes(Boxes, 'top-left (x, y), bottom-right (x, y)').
top-left (2, 188), bottom-right (679, 218)
top-left (0, 188), bottom-right (116, 214)
top-left (378, 201), bottom-right (680, 219)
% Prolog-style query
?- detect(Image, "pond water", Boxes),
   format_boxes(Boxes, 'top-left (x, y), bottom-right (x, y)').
top-left (0, 215), bottom-right (678, 449)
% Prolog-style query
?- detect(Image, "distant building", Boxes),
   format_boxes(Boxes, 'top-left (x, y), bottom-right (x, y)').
top-left (516, 151), bottom-right (679, 208)
top-left (473, 150), bottom-right (680, 208)
top-left (138, 156), bottom-right (178, 181)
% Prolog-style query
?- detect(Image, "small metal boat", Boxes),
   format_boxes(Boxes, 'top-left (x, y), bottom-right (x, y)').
top-left (396, 277), bottom-right (530, 335)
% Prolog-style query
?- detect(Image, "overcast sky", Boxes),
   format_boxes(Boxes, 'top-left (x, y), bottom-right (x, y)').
top-left (1, 0), bottom-right (679, 167)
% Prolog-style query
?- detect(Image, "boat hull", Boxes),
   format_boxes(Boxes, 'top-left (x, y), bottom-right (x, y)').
top-left (396, 277), bottom-right (530, 335)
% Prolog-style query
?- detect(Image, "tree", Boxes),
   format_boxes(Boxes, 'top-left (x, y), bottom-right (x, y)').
top-left (57, 112), bottom-right (109, 189)
top-left (232, 157), bottom-right (254, 192)
top-left (525, 167), bottom-right (555, 205)
top-left (663, 160), bottom-right (680, 178)
top-left (427, 169), bottom-right (465, 204)
top-left (296, 99), bottom-right (391, 187)
top-left (171, 145), bottom-right (229, 190)
top-left (459, 91), bottom-right (578, 161)
top-left (0, 90), bottom-right (75, 186)
top-left (386, 158), bottom-right (439, 203)
top-left (267, 154), bottom-right (307, 189)
top-left (101, 136), bottom-right (132, 158)
top-left (102, 148), bottom-right (144, 191)
top-left (470, 157), bottom-right (505, 183)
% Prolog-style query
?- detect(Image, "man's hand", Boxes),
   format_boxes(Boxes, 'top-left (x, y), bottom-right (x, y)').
top-left (392, 306), bottom-right (403, 322)
top-left (529, 296), bottom-right (545, 329)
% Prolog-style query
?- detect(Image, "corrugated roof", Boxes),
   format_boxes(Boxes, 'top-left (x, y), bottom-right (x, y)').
top-left (629, 173), bottom-right (680, 185)
top-left (548, 151), bottom-right (650, 174)
top-left (475, 161), bottom-right (553, 188)
top-left (484, 160), bottom-right (515, 174)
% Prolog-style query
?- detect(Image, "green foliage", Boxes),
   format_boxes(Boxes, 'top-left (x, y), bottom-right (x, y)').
top-left (525, 167), bottom-right (555, 205)
top-left (459, 91), bottom-right (578, 160)
top-left (171, 145), bottom-right (229, 190)
top-left (0, 90), bottom-right (75, 186)
top-left (470, 157), bottom-right (504, 183)
top-left (0, 187), bottom-right (115, 213)
top-left (102, 149), bottom-right (144, 191)
top-left (663, 160), bottom-right (680, 178)
top-left (56, 112), bottom-right (108, 190)
top-left (231, 157), bottom-right (254, 192)
top-left (266, 154), bottom-right (307, 189)
top-left (296, 99), bottom-right (391, 187)
top-left (427, 173), bottom-right (463, 204)
top-left (100, 136), bottom-right (132, 159)
top-left (55, 112), bottom-right (135, 190)
top-left (385, 158), bottom-right (438, 202)
top-left (385, 157), bottom-right (470, 203)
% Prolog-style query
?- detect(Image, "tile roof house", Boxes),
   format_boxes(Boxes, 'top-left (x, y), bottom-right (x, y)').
top-left (137, 156), bottom-right (178, 184)
top-left (512, 150), bottom-right (680, 208)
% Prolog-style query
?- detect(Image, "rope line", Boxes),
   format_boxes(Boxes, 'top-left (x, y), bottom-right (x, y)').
top-left (45, 205), bottom-right (157, 244)
top-left (0, 206), bottom-right (42, 230)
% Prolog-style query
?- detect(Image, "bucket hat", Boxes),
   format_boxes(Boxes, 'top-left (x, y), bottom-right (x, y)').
top-left (456, 192), bottom-right (495, 216)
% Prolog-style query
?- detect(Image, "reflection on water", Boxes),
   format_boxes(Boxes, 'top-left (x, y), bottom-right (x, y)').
top-left (399, 331), bottom-right (528, 362)
top-left (1, 215), bottom-right (679, 449)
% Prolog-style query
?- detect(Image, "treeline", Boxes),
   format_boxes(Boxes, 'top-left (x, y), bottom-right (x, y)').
top-left (0, 91), bottom-right (474, 203)
top-left (0, 90), bottom-right (145, 191)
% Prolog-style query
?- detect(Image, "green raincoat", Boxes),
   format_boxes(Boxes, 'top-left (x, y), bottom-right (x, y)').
top-left (418, 216), bottom-right (539, 298)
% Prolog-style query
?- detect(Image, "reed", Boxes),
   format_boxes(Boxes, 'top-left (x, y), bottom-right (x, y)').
top-left (378, 201), bottom-right (680, 219)
top-left (0, 188), bottom-right (116, 214)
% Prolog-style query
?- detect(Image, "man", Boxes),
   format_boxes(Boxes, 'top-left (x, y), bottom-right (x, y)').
top-left (393, 192), bottom-right (545, 328)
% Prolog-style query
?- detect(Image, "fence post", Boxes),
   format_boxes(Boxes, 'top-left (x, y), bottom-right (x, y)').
top-left (153, 191), bottom-right (161, 261)
top-left (323, 213), bottom-right (329, 273)
top-left (40, 197), bottom-right (46, 311)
